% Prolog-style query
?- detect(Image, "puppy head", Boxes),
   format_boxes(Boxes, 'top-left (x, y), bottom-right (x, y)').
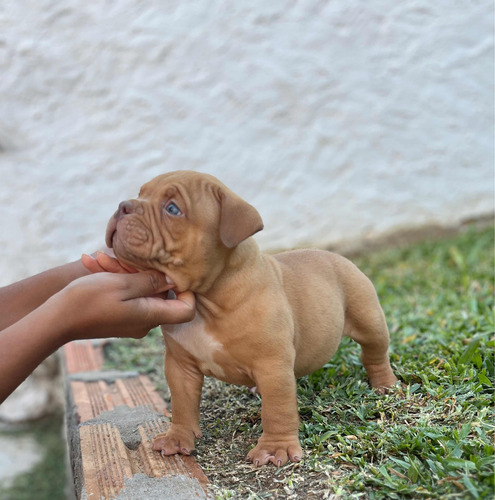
top-left (106, 170), bottom-right (263, 292)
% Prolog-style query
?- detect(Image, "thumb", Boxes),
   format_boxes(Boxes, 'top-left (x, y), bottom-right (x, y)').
top-left (121, 270), bottom-right (174, 299)
top-left (144, 291), bottom-right (196, 325)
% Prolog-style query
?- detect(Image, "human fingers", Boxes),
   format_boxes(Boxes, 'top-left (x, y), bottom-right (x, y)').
top-left (96, 252), bottom-right (138, 274)
top-left (141, 291), bottom-right (196, 325)
top-left (119, 270), bottom-right (175, 300)
top-left (81, 253), bottom-right (106, 273)
top-left (175, 291), bottom-right (196, 311)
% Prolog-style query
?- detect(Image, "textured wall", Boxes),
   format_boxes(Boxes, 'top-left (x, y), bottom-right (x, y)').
top-left (0, 0), bottom-right (493, 286)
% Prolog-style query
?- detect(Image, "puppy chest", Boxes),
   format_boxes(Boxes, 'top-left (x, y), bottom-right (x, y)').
top-left (164, 321), bottom-right (226, 379)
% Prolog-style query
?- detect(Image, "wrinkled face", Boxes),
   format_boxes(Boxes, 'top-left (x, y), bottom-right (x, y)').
top-left (105, 171), bottom-right (263, 293)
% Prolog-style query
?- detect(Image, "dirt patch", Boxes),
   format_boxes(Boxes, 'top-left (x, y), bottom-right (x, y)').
top-left (184, 378), bottom-right (334, 499)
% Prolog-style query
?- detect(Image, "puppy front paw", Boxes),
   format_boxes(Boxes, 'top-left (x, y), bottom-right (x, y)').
top-left (246, 435), bottom-right (302, 467)
top-left (152, 424), bottom-right (199, 456)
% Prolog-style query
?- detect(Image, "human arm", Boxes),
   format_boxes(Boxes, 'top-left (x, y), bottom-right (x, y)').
top-left (0, 259), bottom-right (91, 331)
top-left (0, 270), bottom-right (195, 404)
top-left (0, 248), bottom-right (139, 331)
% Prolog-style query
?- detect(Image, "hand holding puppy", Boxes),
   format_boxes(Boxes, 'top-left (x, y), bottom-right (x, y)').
top-left (0, 254), bottom-right (195, 404)
top-left (54, 267), bottom-right (195, 341)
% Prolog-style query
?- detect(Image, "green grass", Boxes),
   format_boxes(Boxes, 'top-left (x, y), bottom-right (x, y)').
top-left (105, 225), bottom-right (494, 499)
top-left (0, 415), bottom-right (67, 500)
top-left (294, 225), bottom-right (494, 499)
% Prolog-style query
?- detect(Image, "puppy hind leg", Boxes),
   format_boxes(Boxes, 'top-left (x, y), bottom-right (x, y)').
top-left (347, 308), bottom-right (398, 391)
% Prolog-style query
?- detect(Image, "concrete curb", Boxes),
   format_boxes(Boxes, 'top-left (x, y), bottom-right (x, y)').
top-left (62, 340), bottom-right (211, 499)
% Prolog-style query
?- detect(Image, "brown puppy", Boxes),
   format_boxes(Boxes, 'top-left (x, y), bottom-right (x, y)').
top-left (106, 170), bottom-right (398, 467)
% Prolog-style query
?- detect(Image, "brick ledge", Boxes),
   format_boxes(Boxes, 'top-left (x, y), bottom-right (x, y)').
top-left (62, 340), bottom-right (211, 499)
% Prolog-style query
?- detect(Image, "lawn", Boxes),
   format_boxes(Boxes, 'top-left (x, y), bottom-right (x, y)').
top-left (0, 415), bottom-right (67, 500)
top-left (106, 224), bottom-right (494, 499)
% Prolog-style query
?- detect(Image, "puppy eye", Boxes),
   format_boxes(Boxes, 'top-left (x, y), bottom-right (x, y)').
top-left (165, 202), bottom-right (182, 216)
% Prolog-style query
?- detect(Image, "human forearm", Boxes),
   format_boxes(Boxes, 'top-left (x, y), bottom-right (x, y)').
top-left (0, 270), bottom-right (195, 404)
top-left (0, 301), bottom-right (66, 403)
top-left (0, 260), bottom-right (90, 330)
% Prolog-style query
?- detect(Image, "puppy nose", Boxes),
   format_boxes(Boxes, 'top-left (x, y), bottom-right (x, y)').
top-left (117, 200), bottom-right (134, 217)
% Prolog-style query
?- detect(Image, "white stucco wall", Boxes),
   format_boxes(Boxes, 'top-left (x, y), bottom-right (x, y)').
top-left (0, 0), bottom-right (493, 286)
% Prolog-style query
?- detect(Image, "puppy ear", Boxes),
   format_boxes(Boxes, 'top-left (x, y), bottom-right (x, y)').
top-left (219, 191), bottom-right (264, 248)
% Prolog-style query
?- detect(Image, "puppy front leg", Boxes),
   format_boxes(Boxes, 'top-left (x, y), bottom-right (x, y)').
top-left (153, 352), bottom-right (204, 456)
top-left (247, 367), bottom-right (302, 467)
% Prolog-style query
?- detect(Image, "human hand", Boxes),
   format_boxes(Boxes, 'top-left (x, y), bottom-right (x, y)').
top-left (81, 250), bottom-right (138, 274)
top-left (81, 250), bottom-right (175, 299)
top-left (49, 270), bottom-right (195, 341)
